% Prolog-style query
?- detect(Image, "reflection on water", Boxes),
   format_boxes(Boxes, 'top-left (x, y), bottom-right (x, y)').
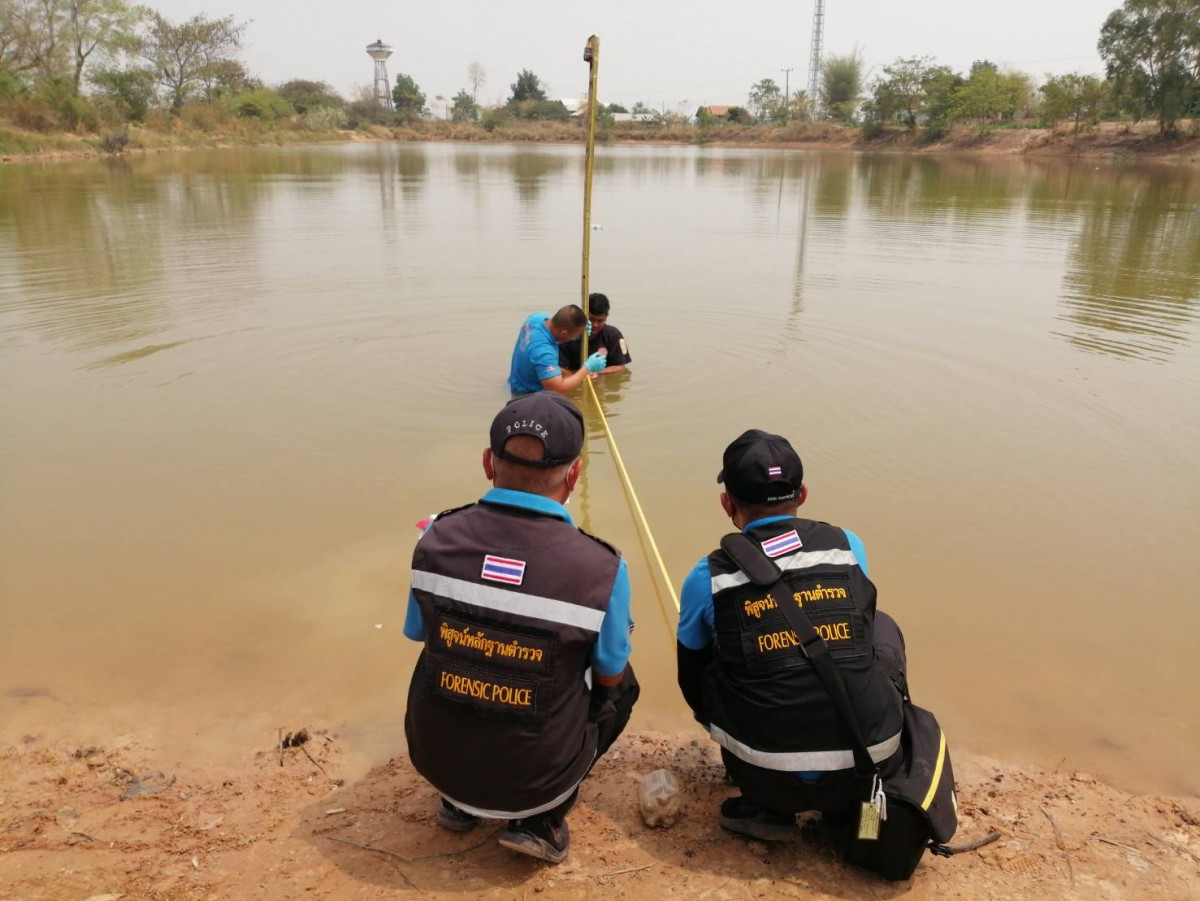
top-left (0, 162), bottom-right (168, 350)
top-left (6, 146), bottom-right (1190, 364)
top-left (1, 143), bottom-right (1198, 795)
top-left (1059, 174), bottom-right (1200, 360)
top-left (394, 146), bottom-right (426, 211)
top-left (506, 151), bottom-right (568, 209)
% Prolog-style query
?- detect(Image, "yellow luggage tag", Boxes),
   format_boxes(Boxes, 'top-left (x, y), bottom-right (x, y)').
top-left (857, 775), bottom-right (887, 841)
top-left (857, 802), bottom-right (881, 840)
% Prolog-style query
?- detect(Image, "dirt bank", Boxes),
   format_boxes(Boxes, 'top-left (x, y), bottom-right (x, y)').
top-left (1, 729), bottom-right (1196, 900)
top-left (2, 119), bottom-right (1197, 166)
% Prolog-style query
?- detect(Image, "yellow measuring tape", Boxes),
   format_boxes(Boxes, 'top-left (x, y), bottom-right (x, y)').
top-left (579, 36), bottom-right (680, 614)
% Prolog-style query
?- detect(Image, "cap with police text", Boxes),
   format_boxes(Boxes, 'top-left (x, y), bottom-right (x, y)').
top-left (490, 393), bottom-right (584, 467)
top-left (717, 429), bottom-right (804, 504)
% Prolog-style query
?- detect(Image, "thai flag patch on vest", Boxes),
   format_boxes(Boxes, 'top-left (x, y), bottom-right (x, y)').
top-left (481, 554), bottom-right (527, 585)
top-left (760, 529), bottom-right (802, 558)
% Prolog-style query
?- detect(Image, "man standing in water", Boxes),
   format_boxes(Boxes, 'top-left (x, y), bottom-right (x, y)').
top-left (404, 393), bottom-right (638, 863)
top-left (508, 305), bottom-right (607, 395)
top-left (676, 429), bottom-right (908, 842)
top-left (559, 293), bottom-right (632, 375)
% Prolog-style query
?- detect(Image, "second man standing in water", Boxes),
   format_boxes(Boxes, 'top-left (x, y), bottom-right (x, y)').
top-left (560, 293), bottom-right (632, 376)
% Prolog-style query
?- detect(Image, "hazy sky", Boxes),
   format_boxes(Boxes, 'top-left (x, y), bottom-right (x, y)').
top-left (151, 0), bottom-right (1119, 112)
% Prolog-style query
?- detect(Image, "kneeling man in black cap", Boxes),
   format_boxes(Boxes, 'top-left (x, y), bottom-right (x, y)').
top-left (403, 393), bottom-right (638, 863)
top-left (676, 429), bottom-right (908, 840)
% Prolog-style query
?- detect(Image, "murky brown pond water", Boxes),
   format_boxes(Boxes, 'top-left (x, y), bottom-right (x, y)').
top-left (1, 143), bottom-right (1197, 794)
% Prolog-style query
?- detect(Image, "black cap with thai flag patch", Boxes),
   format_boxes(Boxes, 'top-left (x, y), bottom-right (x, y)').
top-left (717, 429), bottom-right (804, 504)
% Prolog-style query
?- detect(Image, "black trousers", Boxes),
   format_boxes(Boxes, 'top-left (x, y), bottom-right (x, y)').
top-left (537, 664), bottom-right (640, 822)
top-left (728, 612), bottom-right (907, 816)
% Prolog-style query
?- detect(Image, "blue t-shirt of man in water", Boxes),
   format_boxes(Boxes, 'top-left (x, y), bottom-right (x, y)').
top-left (508, 312), bottom-right (563, 394)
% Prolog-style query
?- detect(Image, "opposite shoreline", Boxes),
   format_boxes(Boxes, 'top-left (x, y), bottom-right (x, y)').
top-left (1, 728), bottom-right (1196, 899)
top-left (3, 119), bottom-right (1198, 166)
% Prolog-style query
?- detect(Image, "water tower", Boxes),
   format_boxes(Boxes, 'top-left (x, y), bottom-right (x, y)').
top-left (367, 39), bottom-right (394, 111)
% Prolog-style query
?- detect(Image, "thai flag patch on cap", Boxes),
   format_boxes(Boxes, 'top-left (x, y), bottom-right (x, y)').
top-left (481, 554), bottom-right (527, 585)
top-left (767, 465), bottom-right (783, 477)
top-left (761, 529), bottom-right (802, 558)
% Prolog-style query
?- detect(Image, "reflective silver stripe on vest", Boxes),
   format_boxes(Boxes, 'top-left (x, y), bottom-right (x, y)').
top-left (442, 765), bottom-right (591, 820)
top-left (709, 724), bottom-right (902, 772)
top-left (412, 570), bottom-right (604, 633)
top-left (710, 548), bottom-right (860, 594)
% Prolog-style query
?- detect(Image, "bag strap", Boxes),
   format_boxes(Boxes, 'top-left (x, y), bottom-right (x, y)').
top-left (720, 532), bottom-right (878, 778)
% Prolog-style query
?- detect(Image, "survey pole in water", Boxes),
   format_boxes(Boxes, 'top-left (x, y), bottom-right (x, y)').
top-left (580, 35), bottom-right (599, 362)
top-left (577, 35), bottom-right (681, 614)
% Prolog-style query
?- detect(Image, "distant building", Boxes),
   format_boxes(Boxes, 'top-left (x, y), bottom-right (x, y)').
top-left (699, 105), bottom-right (732, 119)
top-left (559, 98), bottom-right (588, 117)
top-left (554, 100), bottom-right (658, 122)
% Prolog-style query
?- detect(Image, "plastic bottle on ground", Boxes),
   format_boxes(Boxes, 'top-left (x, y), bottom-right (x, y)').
top-left (638, 768), bottom-right (680, 828)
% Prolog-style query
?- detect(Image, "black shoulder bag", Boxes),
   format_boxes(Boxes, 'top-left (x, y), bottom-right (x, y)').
top-left (721, 532), bottom-right (958, 880)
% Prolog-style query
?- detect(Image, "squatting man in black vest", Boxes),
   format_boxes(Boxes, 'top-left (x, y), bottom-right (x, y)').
top-left (676, 429), bottom-right (909, 842)
top-left (403, 392), bottom-right (639, 863)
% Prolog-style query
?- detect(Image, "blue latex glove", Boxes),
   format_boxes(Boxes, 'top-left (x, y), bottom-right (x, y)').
top-left (584, 351), bottom-right (606, 374)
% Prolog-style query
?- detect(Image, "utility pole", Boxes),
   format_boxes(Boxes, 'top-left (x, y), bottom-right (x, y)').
top-left (780, 67), bottom-right (793, 120)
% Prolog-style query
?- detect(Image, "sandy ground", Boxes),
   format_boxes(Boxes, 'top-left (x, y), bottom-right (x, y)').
top-left (1, 729), bottom-right (1197, 900)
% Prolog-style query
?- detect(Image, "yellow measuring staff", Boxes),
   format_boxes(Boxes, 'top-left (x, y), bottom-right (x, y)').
top-left (581, 35), bottom-right (598, 363)
top-left (579, 36), bottom-right (680, 614)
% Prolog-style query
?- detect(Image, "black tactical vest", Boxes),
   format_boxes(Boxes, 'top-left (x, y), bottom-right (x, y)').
top-left (404, 499), bottom-right (621, 816)
top-left (702, 517), bottom-right (903, 771)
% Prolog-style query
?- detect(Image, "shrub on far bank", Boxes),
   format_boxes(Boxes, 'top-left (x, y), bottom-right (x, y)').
top-left (480, 107), bottom-right (509, 132)
top-left (178, 103), bottom-right (232, 131)
top-left (345, 100), bottom-right (413, 130)
top-left (142, 107), bottom-right (172, 131)
top-left (0, 78), bottom-right (100, 133)
top-left (481, 108), bottom-right (509, 132)
top-left (89, 67), bottom-right (156, 123)
top-left (861, 118), bottom-right (888, 140)
top-left (229, 88), bottom-right (293, 120)
top-left (0, 73), bottom-right (28, 101)
top-left (509, 99), bottom-right (572, 121)
top-left (389, 121), bottom-right (491, 143)
top-left (5, 98), bottom-right (56, 132)
top-left (303, 106), bottom-right (348, 132)
top-left (489, 119), bottom-right (582, 142)
top-left (277, 80), bottom-right (343, 115)
top-left (41, 79), bottom-right (100, 132)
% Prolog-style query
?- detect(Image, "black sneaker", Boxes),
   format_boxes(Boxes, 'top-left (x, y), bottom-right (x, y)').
top-left (436, 799), bottom-right (479, 833)
top-left (497, 813), bottom-right (570, 863)
top-left (718, 796), bottom-right (802, 842)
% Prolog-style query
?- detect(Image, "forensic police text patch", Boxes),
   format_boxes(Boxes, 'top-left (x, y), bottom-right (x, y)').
top-left (432, 659), bottom-right (540, 719)
top-left (738, 573), bottom-right (867, 673)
